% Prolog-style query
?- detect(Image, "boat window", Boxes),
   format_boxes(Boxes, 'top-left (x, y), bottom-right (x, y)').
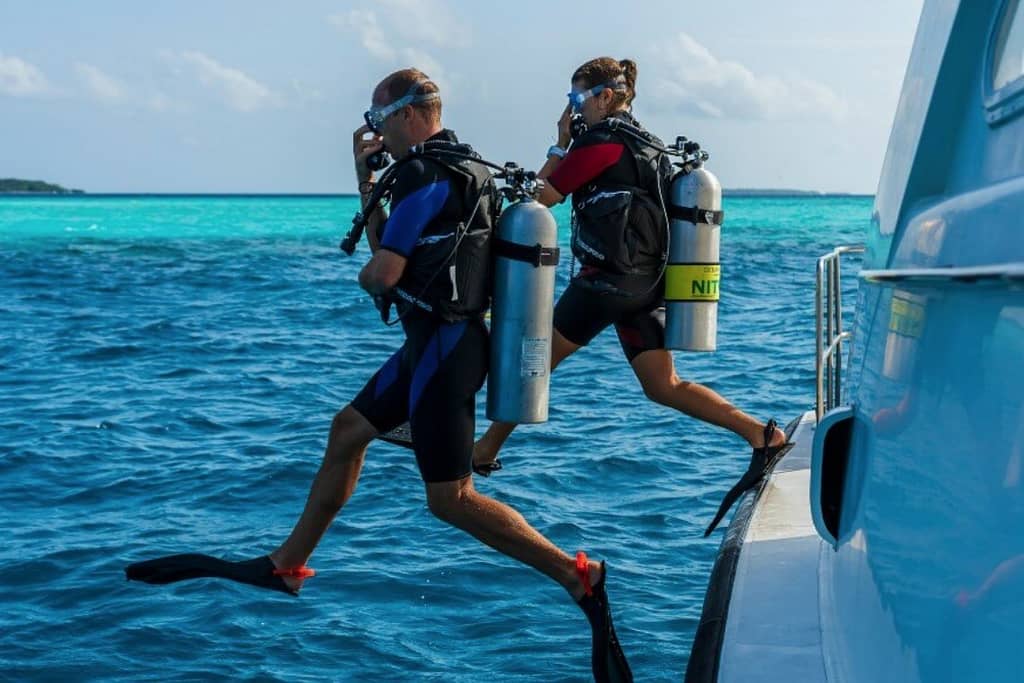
top-left (993, 0), bottom-right (1024, 91)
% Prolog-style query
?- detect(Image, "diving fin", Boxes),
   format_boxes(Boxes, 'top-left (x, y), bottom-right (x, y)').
top-left (378, 422), bottom-right (414, 450)
top-left (472, 459), bottom-right (503, 478)
top-left (575, 552), bottom-right (633, 683)
top-left (125, 553), bottom-right (313, 596)
top-left (704, 419), bottom-right (793, 537)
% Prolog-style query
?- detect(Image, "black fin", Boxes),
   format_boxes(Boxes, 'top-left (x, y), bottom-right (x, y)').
top-left (577, 562), bottom-right (633, 683)
top-left (125, 553), bottom-right (296, 596)
top-left (472, 459), bottom-right (503, 477)
top-left (704, 420), bottom-right (794, 537)
top-left (378, 422), bottom-right (414, 450)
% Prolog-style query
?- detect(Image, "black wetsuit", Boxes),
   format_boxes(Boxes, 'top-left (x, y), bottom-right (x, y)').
top-left (350, 130), bottom-right (492, 483)
top-left (547, 112), bottom-right (667, 362)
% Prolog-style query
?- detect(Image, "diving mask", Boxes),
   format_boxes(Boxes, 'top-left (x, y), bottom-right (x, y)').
top-left (363, 81), bottom-right (439, 133)
top-left (567, 77), bottom-right (627, 113)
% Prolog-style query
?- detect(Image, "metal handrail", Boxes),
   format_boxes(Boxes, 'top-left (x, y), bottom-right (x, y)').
top-left (815, 245), bottom-right (864, 421)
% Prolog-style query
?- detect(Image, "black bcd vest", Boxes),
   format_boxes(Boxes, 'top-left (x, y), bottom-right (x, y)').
top-left (570, 118), bottom-right (672, 276)
top-left (388, 140), bottom-right (499, 322)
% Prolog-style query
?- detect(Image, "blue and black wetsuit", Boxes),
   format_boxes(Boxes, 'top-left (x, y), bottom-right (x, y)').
top-left (351, 130), bottom-right (495, 483)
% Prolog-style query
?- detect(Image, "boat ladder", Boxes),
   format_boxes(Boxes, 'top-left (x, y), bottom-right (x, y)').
top-left (815, 245), bottom-right (864, 421)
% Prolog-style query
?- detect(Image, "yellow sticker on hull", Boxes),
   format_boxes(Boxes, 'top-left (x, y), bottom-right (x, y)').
top-left (888, 293), bottom-right (926, 338)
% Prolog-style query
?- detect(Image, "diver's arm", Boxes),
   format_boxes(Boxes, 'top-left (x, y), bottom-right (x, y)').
top-left (363, 198), bottom-right (387, 253)
top-left (536, 104), bottom-right (572, 207)
top-left (536, 182), bottom-right (564, 208)
top-left (542, 135), bottom-right (625, 210)
top-left (360, 164), bottom-right (449, 295)
top-left (359, 250), bottom-right (406, 296)
top-left (354, 123), bottom-right (387, 252)
top-left (538, 152), bottom-right (564, 180)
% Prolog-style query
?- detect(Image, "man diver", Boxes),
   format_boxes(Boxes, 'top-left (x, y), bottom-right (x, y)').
top-left (125, 69), bottom-right (633, 683)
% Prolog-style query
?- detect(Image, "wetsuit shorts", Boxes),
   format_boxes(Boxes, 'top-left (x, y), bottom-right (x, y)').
top-left (553, 271), bottom-right (665, 362)
top-left (350, 317), bottom-right (487, 483)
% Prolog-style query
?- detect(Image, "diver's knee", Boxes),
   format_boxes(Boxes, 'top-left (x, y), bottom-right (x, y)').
top-left (328, 407), bottom-right (374, 455)
top-left (425, 482), bottom-right (468, 524)
top-left (641, 380), bottom-right (672, 406)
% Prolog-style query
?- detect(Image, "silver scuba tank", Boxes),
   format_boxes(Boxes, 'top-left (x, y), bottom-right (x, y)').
top-left (664, 166), bottom-right (723, 351)
top-left (486, 199), bottom-right (559, 423)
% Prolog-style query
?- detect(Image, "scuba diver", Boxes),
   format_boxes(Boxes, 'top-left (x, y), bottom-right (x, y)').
top-left (471, 57), bottom-right (790, 534)
top-left (125, 69), bottom-right (632, 683)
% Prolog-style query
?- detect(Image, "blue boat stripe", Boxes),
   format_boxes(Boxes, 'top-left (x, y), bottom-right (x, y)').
top-left (380, 180), bottom-right (451, 257)
top-left (374, 350), bottom-right (403, 400)
top-left (408, 321), bottom-right (468, 416)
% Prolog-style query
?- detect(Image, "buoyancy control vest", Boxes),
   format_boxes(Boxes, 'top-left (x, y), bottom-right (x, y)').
top-left (383, 138), bottom-right (500, 323)
top-left (569, 116), bottom-right (673, 276)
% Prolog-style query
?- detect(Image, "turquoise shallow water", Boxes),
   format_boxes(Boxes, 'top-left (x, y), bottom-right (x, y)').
top-left (0, 195), bottom-right (866, 681)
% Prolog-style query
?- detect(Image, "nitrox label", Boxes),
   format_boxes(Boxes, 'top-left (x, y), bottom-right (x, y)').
top-left (665, 264), bottom-right (721, 302)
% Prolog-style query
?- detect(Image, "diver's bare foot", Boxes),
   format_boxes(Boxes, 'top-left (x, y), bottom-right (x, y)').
top-left (767, 426), bottom-right (787, 449)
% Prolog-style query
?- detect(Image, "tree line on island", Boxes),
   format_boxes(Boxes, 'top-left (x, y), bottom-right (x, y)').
top-left (0, 178), bottom-right (84, 194)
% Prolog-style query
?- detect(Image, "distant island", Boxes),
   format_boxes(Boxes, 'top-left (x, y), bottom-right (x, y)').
top-left (0, 178), bottom-right (84, 194)
top-left (723, 188), bottom-right (869, 197)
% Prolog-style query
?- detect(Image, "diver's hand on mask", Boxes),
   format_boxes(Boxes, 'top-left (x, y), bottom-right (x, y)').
top-left (353, 124), bottom-right (385, 183)
top-left (557, 104), bottom-right (572, 148)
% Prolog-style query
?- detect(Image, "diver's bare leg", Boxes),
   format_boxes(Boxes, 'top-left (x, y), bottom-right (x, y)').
top-left (630, 348), bottom-right (786, 448)
top-left (269, 405), bottom-right (377, 590)
top-left (426, 476), bottom-right (598, 600)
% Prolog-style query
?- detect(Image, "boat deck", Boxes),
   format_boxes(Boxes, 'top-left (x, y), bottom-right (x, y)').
top-left (689, 411), bottom-right (828, 682)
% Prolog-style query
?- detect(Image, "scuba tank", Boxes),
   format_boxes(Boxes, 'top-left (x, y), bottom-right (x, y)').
top-left (569, 116), bottom-right (725, 351)
top-left (487, 165), bottom-right (560, 424)
top-left (341, 152), bottom-right (559, 422)
top-left (665, 158), bottom-right (723, 351)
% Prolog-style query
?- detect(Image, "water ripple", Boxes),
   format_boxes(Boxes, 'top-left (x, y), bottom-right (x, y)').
top-left (0, 195), bottom-right (868, 681)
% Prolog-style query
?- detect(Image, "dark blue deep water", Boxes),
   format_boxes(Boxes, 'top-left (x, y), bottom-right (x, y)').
top-left (0, 195), bottom-right (866, 681)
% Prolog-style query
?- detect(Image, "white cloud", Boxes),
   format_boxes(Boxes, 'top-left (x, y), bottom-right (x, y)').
top-left (147, 91), bottom-right (187, 112)
top-left (645, 33), bottom-right (847, 122)
top-left (330, 0), bottom-right (468, 52)
top-left (290, 79), bottom-right (324, 104)
top-left (328, 0), bottom-right (467, 95)
top-left (177, 51), bottom-right (278, 112)
top-left (0, 52), bottom-right (51, 97)
top-left (329, 10), bottom-right (395, 61)
top-left (75, 63), bottom-right (126, 102)
top-left (375, 0), bottom-right (469, 49)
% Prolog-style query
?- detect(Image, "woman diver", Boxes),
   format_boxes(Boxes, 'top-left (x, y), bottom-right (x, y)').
top-left (473, 57), bottom-right (789, 532)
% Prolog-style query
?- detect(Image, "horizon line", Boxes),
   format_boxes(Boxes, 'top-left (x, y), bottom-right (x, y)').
top-left (0, 190), bottom-right (876, 198)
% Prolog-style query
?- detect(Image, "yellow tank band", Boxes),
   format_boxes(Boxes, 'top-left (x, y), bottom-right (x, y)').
top-left (665, 263), bottom-right (721, 302)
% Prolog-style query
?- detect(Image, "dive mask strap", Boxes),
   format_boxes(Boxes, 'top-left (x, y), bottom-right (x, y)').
top-left (568, 76), bottom-right (628, 112)
top-left (364, 81), bottom-right (440, 132)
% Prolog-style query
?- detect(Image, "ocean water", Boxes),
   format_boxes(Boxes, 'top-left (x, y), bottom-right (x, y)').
top-left (0, 195), bottom-right (867, 682)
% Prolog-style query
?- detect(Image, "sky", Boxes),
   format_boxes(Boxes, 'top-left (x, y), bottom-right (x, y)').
top-left (0, 1), bottom-right (924, 194)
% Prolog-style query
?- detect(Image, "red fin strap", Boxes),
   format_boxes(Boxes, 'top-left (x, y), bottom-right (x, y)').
top-left (273, 565), bottom-right (316, 579)
top-left (575, 551), bottom-right (593, 597)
